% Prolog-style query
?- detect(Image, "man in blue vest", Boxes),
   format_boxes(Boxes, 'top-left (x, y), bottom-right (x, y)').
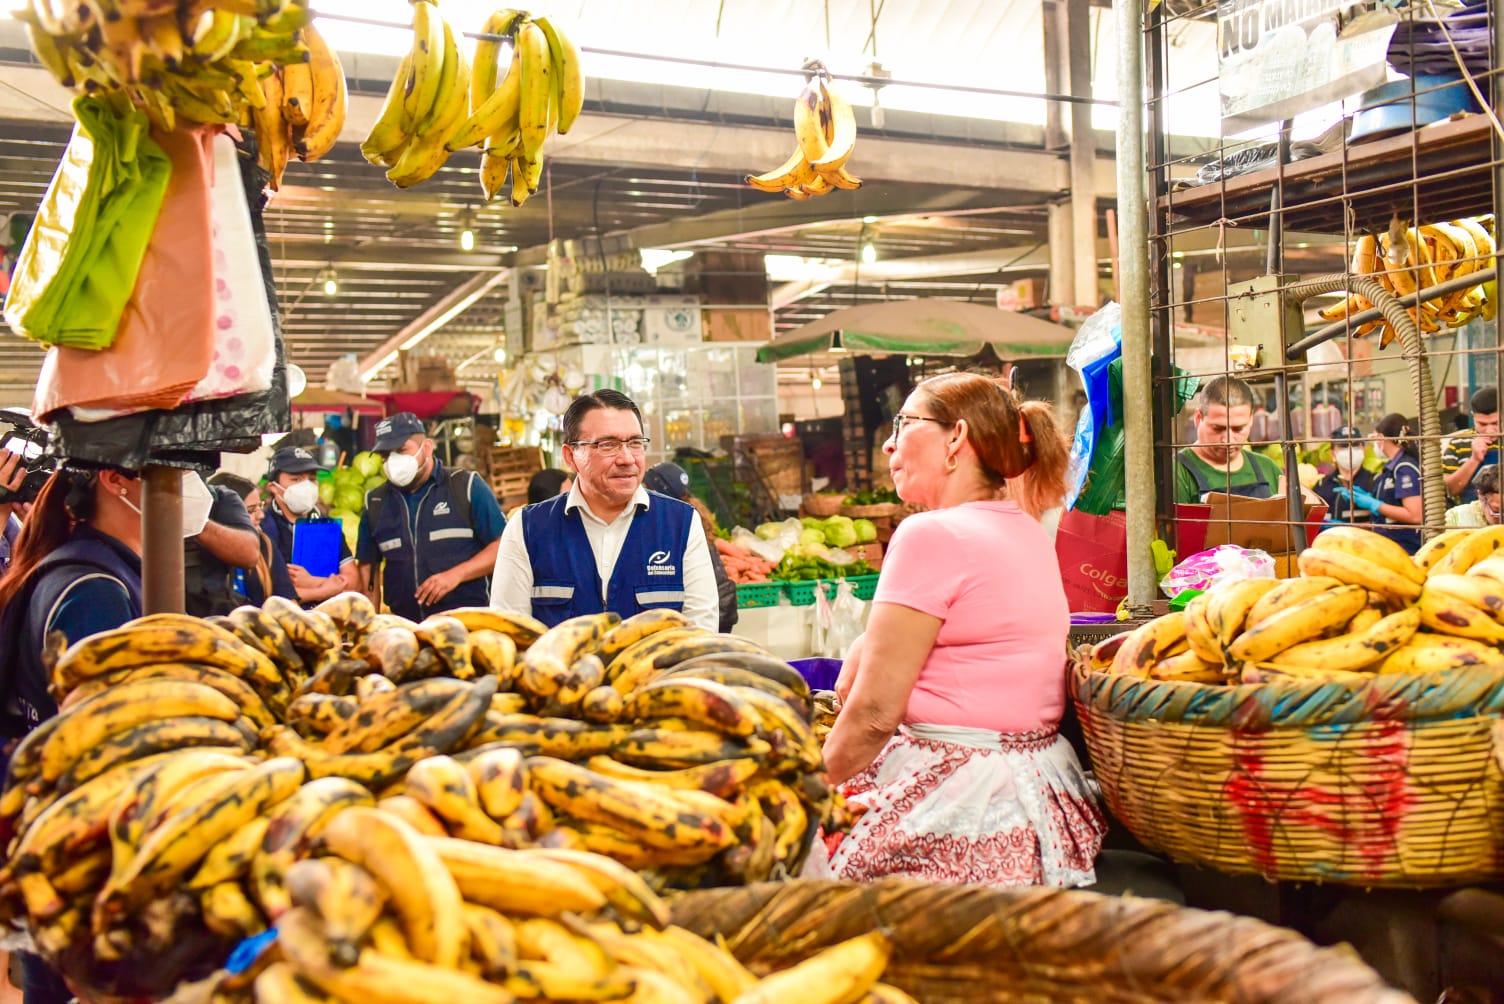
top-left (357, 412), bottom-right (505, 622)
top-left (489, 390), bottom-right (719, 631)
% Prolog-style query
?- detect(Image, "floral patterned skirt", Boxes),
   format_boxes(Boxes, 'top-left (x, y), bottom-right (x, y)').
top-left (806, 723), bottom-right (1106, 888)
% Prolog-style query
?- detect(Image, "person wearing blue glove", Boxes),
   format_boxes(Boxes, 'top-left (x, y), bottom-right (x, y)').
top-left (1313, 425), bottom-right (1378, 527)
top-left (1347, 413), bottom-right (1424, 552)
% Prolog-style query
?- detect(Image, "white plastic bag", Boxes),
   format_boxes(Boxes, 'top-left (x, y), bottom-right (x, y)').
top-left (1159, 544), bottom-right (1275, 598)
top-left (812, 579), bottom-right (865, 658)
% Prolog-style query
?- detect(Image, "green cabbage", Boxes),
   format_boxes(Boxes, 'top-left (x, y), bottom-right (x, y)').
top-left (853, 518), bottom-right (877, 543)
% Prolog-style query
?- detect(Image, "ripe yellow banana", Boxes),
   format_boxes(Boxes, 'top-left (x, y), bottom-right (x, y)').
top-left (285, 856), bottom-right (387, 967)
top-left (1109, 612), bottom-right (1188, 677)
top-left (363, 51), bottom-right (414, 166)
top-left (523, 847), bottom-right (671, 929)
top-left (793, 79), bottom-right (832, 165)
top-left (318, 805), bottom-right (468, 968)
top-left (1179, 592), bottom-right (1222, 664)
top-left (734, 930), bottom-right (891, 1004)
top-left (404, 754), bottom-right (506, 845)
top-left (1226, 584), bottom-right (1368, 664)
top-left (292, 22), bottom-right (346, 161)
top-left (50, 618), bottom-right (282, 702)
top-left (1268, 606), bottom-right (1421, 673)
top-left (809, 79), bottom-right (856, 175)
top-left (200, 880), bottom-right (266, 938)
top-left (534, 15), bottom-right (583, 134)
top-left (595, 609), bottom-right (694, 665)
top-left (38, 677), bottom-right (241, 784)
top-left (96, 757), bottom-right (306, 925)
top-left (1148, 650), bottom-right (1224, 683)
top-left (1431, 525), bottom-right (1504, 575)
top-left (1203, 577), bottom-right (1280, 649)
top-left (526, 756), bottom-right (737, 853)
top-left (448, 47), bottom-right (521, 151)
top-left (1297, 547), bottom-right (1424, 605)
top-left (187, 815), bottom-right (270, 890)
top-left (444, 607), bottom-right (547, 647)
top-left (56, 661), bottom-right (276, 728)
top-left (523, 612), bottom-right (621, 695)
top-left (461, 902), bottom-right (518, 978)
top-left (465, 747), bottom-right (528, 821)
top-left (1380, 633), bottom-right (1501, 674)
top-left (612, 725), bottom-right (773, 769)
top-left (1311, 526), bottom-right (1425, 586)
top-left (376, 794), bottom-right (450, 838)
top-left (624, 677), bottom-right (762, 737)
top-left (1415, 527), bottom-right (1477, 575)
top-left (1244, 576), bottom-right (1343, 629)
top-left (515, 20), bottom-right (552, 160)
top-left (1425, 573), bottom-right (1504, 621)
top-left (251, 776), bottom-right (374, 919)
top-left (402, 0), bottom-right (443, 128)
top-left (746, 147), bottom-right (817, 193)
top-left (1416, 586), bottom-right (1504, 644)
top-left (427, 836), bottom-right (608, 916)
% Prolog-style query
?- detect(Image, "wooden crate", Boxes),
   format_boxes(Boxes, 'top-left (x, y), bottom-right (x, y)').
top-left (486, 446), bottom-right (544, 507)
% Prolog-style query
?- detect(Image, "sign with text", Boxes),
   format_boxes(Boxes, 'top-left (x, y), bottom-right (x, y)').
top-left (1218, 2), bottom-right (1396, 132)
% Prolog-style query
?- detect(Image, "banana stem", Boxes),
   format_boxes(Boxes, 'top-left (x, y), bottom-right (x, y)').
top-left (1284, 272), bottom-right (1445, 537)
top-left (1289, 266), bottom-right (1497, 357)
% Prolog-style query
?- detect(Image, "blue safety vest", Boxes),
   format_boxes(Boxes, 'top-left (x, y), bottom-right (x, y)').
top-left (366, 463), bottom-right (490, 621)
top-left (520, 491), bottom-right (693, 627)
top-left (1, 531), bottom-right (142, 739)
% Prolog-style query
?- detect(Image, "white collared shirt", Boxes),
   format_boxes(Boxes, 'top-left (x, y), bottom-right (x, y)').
top-left (489, 484), bottom-right (719, 632)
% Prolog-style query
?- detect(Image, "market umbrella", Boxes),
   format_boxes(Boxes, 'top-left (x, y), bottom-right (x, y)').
top-left (756, 298), bottom-right (1075, 363)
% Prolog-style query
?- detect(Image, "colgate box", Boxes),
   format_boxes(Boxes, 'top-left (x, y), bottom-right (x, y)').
top-left (1055, 509), bottom-right (1128, 613)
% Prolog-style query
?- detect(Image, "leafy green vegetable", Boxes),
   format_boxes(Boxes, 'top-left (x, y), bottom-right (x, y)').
top-left (843, 487), bottom-right (901, 506)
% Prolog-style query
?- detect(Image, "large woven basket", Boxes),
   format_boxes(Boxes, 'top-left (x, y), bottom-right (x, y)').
top-left (840, 501), bottom-right (904, 519)
top-left (668, 879), bottom-right (1411, 1003)
top-left (803, 493), bottom-right (847, 517)
top-left (1072, 659), bottom-right (1504, 887)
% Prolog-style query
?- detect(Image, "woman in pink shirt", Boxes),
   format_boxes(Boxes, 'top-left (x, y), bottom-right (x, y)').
top-left (817, 372), bottom-right (1105, 888)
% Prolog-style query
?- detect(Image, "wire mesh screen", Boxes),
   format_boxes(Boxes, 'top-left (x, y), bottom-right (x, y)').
top-left (1145, 0), bottom-right (1503, 563)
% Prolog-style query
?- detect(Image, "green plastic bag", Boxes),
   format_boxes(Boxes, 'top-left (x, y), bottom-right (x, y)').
top-left (3, 94), bottom-right (171, 350)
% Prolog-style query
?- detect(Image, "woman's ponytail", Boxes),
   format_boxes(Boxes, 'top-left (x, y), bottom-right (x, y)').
top-left (1009, 401), bottom-right (1069, 519)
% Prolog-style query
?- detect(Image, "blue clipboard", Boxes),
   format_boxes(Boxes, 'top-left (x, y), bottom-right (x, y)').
top-left (291, 518), bottom-right (342, 578)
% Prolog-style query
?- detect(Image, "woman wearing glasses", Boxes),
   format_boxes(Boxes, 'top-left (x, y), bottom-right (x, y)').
top-left (489, 390), bottom-right (720, 631)
top-left (814, 372), bottom-right (1105, 888)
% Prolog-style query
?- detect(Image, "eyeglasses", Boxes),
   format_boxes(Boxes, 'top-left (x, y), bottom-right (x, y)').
top-left (569, 437), bottom-right (652, 456)
top-left (891, 414), bottom-right (951, 437)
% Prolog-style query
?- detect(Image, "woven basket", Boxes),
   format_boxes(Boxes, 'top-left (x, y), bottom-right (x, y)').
top-left (1071, 659), bottom-right (1504, 887)
top-left (668, 879), bottom-right (1411, 1003)
top-left (841, 502), bottom-right (903, 519)
top-left (803, 493), bottom-right (847, 517)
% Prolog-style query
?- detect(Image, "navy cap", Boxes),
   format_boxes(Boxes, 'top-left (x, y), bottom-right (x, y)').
top-left (1330, 425), bottom-right (1365, 443)
top-left (373, 412), bottom-right (425, 453)
top-left (643, 462), bottom-right (690, 498)
top-left (268, 446), bottom-right (324, 475)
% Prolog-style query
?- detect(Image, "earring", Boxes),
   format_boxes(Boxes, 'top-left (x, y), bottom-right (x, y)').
top-left (945, 456), bottom-right (958, 473)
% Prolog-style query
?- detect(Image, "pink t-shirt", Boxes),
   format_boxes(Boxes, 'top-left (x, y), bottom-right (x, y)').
top-left (872, 500), bottom-right (1069, 734)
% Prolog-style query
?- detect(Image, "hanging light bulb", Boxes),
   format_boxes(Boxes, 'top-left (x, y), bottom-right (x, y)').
top-left (322, 268), bottom-right (338, 296)
top-left (459, 208), bottom-right (476, 252)
top-left (811, 376), bottom-right (823, 391)
top-left (492, 345), bottom-right (508, 364)
top-left (861, 242), bottom-right (877, 264)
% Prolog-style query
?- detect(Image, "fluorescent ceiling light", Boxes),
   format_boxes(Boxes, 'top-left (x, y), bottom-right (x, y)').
top-left (640, 248), bottom-right (693, 274)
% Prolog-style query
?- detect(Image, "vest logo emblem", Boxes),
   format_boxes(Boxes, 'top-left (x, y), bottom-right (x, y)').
top-left (432, 501), bottom-right (451, 516)
top-left (646, 550), bottom-right (676, 577)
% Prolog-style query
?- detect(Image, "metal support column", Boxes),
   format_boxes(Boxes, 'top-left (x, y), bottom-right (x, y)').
top-left (1042, 1), bottom-right (1076, 307)
top-left (1116, 0), bottom-right (1155, 614)
top-left (141, 465), bottom-right (184, 615)
top-left (1066, 0), bottom-right (1099, 306)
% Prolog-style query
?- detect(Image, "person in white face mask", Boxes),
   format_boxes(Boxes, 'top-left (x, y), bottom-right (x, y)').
top-left (356, 412), bottom-right (506, 621)
top-left (263, 446), bottom-right (361, 606)
top-left (1446, 464), bottom-right (1503, 528)
top-left (1313, 425), bottom-right (1379, 526)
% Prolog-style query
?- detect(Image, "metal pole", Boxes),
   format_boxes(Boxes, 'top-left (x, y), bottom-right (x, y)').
top-left (1116, 0), bottom-right (1155, 615)
top-left (141, 465), bottom-right (184, 615)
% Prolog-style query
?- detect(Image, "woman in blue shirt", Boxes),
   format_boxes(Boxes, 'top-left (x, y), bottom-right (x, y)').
top-left (0, 464), bottom-right (145, 1004)
top-left (1337, 413), bottom-right (1423, 552)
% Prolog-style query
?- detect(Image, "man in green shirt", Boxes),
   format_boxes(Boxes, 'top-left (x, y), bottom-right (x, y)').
top-left (1441, 385), bottom-right (1500, 505)
top-left (1175, 375), bottom-right (1286, 504)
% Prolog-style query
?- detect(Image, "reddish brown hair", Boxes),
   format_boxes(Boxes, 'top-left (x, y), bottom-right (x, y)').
top-left (915, 372), bottom-right (1070, 518)
top-left (0, 469), bottom-right (91, 613)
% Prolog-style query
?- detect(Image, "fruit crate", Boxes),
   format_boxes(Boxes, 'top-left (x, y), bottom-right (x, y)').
top-left (781, 574), bottom-right (880, 606)
top-left (735, 582), bottom-right (784, 609)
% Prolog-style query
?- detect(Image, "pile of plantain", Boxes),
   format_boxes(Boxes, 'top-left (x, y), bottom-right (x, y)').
top-left (1085, 525), bottom-right (1504, 684)
top-left (0, 597), bottom-right (849, 998)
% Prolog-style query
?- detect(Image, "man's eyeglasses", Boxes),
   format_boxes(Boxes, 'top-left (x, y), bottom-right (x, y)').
top-left (569, 437), bottom-right (652, 456)
top-left (891, 414), bottom-right (950, 436)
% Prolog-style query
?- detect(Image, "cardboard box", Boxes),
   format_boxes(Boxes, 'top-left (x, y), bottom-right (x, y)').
top-left (1174, 493), bottom-right (1328, 557)
top-left (1055, 509), bottom-right (1128, 613)
top-left (704, 308), bottom-right (771, 343)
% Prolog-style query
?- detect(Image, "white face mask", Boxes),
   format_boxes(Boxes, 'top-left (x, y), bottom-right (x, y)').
top-left (281, 479), bottom-right (320, 515)
top-left (1335, 447), bottom-right (1365, 471)
top-left (384, 451), bottom-right (421, 488)
top-left (181, 472), bottom-right (214, 538)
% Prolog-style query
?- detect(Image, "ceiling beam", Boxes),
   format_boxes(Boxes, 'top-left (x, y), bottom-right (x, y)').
top-left (770, 244), bottom-right (1055, 308)
top-left (357, 271), bottom-right (510, 380)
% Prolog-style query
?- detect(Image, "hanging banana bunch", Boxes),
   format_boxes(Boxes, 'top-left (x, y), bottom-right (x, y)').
top-left (250, 21), bottom-right (348, 191)
top-left (18, 0), bottom-right (318, 139)
top-left (1318, 214), bottom-right (1498, 348)
top-left (363, 4), bottom-right (584, 201)
top-left (747, 63), bottom-right (861, 199)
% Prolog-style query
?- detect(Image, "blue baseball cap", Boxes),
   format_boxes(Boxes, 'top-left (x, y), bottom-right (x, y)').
top-left (644, 462), bottom-right (690, 497)
top-left (372, 412), bottom-right (425, 453)
top-left (268, 446), bottom-right (324, 476)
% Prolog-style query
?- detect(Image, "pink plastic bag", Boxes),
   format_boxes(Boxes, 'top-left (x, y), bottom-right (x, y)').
top-left (1159, 544), bottom-right (1275, 598)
